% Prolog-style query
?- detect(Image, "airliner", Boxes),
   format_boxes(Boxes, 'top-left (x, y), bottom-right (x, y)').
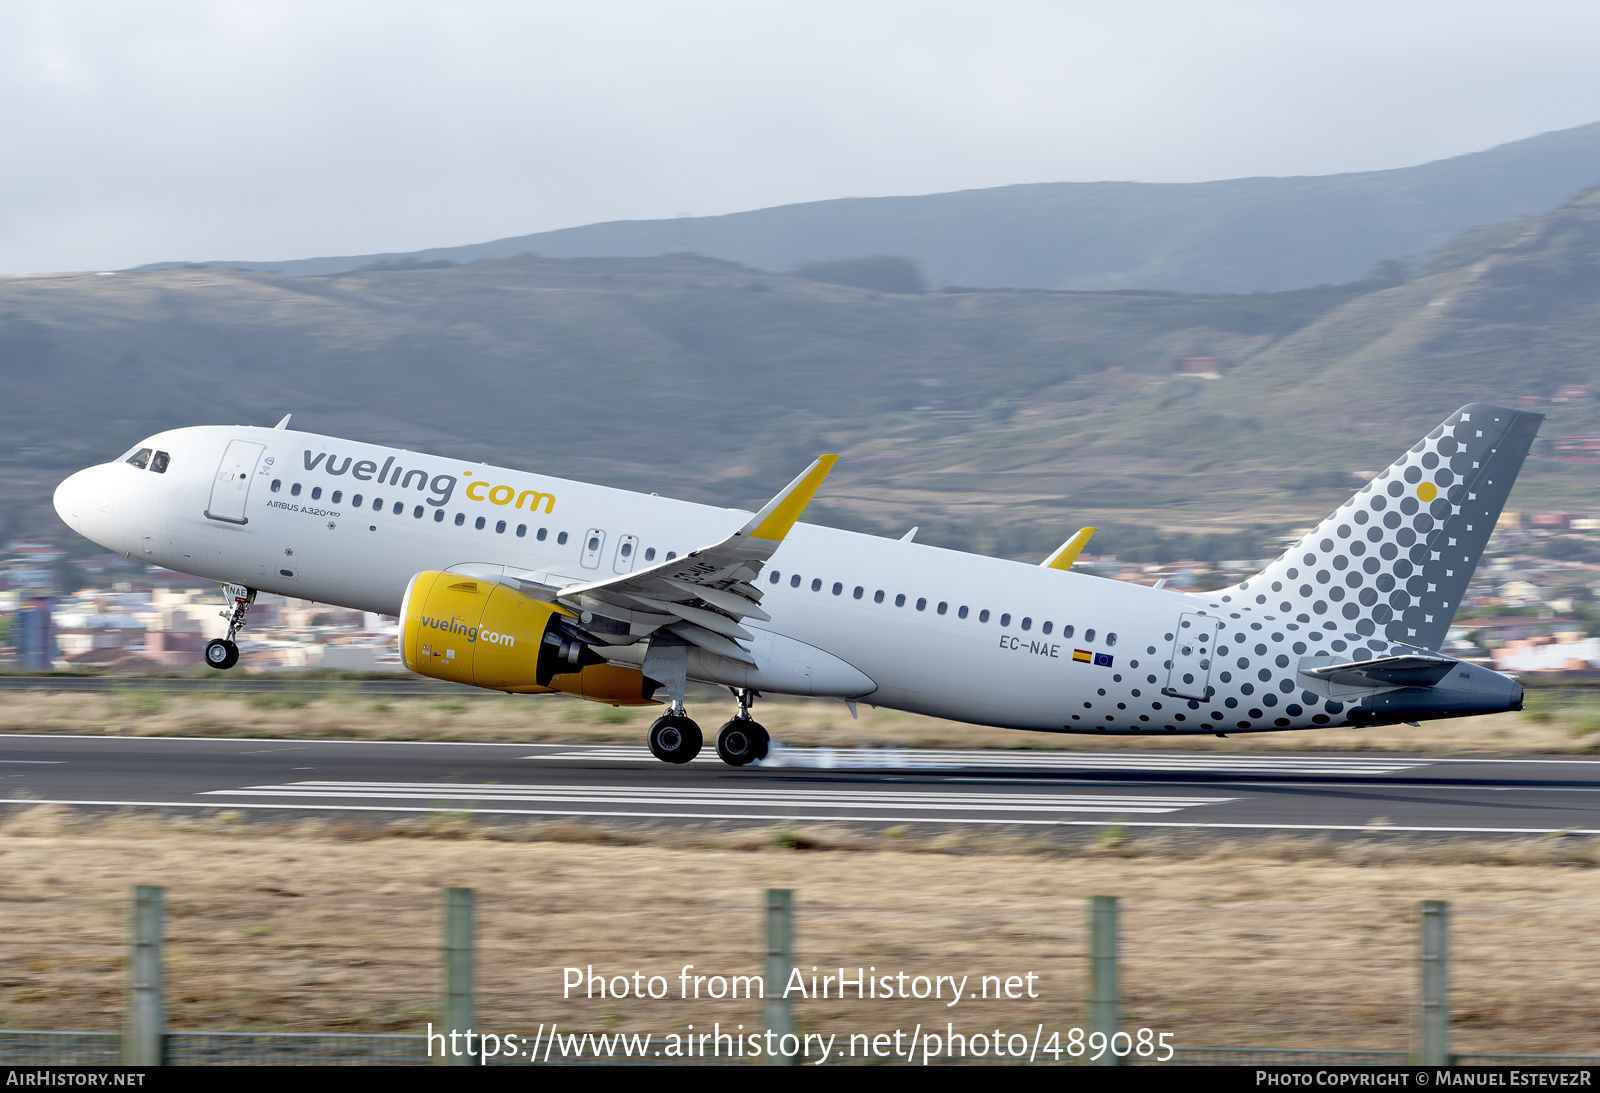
top-left (52, 403), bottom-right (1534, 766)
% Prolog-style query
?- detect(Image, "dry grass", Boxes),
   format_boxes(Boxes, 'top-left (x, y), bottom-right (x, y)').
top-left (2, 684), bottom-right (1598, 756)
top-left (1, 805), bottom-right (1598, 1054)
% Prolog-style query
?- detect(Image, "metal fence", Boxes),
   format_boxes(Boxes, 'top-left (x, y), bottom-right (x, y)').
top-left (4, 887), bottom-right (1600, 1066)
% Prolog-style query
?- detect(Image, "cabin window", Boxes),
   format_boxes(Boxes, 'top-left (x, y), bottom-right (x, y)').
top-left (331, 491), bottom-right (343, 504)
top-left (495, 520), bottom-right (506, 533)
top-left (1085, 628), bottom-right (1096, 642)
top-left (392, 501), bottom-right (403, 515)
top-left (874, 590), bottom-right (885, 603)
top-left (644, 547), bottom-right (655, 561)
top-left (290, 483), bottom-right (302, 496)
top-left (476, 517), bottom-right (487, 530)
top-left (665, 551), bottom-right (676, 560)
top-left (832, 582), bottom-right (843, 595)
top-left (1021, 617), bottom-right (1032, 630)
top-left (915, 597), bottom-right (927, 611)
top-left (151, 451), bottom-right (170, 474)
top-left (770, 571), bottom-right (781, 584)
top-left (895, 594), bottom-right (906, 607)
top-left (1107, 633), bottom-right (1118, 646)
top-left (620, 542), bottom-right (633, 558)
top-left (557, 532), bottom-right (569, 545)
top-left (516, 524), bottom-right (527, 537)
top-left (125, 448), bottom-right (151, 469)
top-left (372, 497), bottom-right (383, 511)
top-left (937, 602), bottom-right (948, 615)
top-left (433, 509), bottom-right (444, 522)
top-left (958, 605), bottom-right (969, 619)
top-left (1042, 621), bottom-right (1053, 634)
top-left (1000, 613), bottom-right (1011, 626)
top-left (588, 536), bottom-right (599, 551)
top-left (270, 480), bottom-right (281, 492)
top-left (1062, 624), bottom-right (1074, 639)
top-left (811, 578), bottom-right (822, 592)
top-left (790, 574), bottom-right (802, 588)
top-left (979, 609), bottom-right (990, 623)
top-left (853, 586), bottom-right (864, 599)
top-left (311, 486), bottom-right (322, 500)
top-left (414, 506), bottom-right (424, 519)
top-left (352, 494), bottom-right (363, 507)
top-left (454, 513), bottom-right (465, 526)
top-left (537, 528), bottom-right (548, 541)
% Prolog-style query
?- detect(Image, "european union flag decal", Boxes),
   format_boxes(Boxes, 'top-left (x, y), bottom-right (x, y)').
top-left (1093, 653), bottom-right (1114, 667)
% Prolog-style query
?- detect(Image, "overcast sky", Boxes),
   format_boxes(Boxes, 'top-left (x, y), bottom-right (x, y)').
top-left (4, 0), bottom-right (1600, 274)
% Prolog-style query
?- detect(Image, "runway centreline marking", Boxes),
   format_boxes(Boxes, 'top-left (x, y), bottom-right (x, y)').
top-left (6, 797), bottom-right (1599, 835)
top-left (203, 781), bottom-right (1236, 815)
top-left (536, 745), bottom-right (1431, 775)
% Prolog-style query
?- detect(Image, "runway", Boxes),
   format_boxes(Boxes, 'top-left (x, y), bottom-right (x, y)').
top-left (3, 733), bottom-right (1600, 835)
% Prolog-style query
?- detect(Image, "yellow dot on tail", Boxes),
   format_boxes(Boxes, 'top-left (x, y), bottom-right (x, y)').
top-left (1417, 482), bottom-right (1437, 502)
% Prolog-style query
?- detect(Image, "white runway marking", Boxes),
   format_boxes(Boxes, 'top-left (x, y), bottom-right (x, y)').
top-left (537, 745), bottom-right (1430, 776)
top-left (204, 780), bottom-right (1237, 816)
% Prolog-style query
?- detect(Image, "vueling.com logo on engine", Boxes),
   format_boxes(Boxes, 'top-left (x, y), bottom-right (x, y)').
top-left (419, 615), bottom-right (515, 646)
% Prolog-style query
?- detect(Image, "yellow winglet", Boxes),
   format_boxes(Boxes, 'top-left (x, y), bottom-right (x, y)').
top-left (1041, 527), bottom-right (1095, 571)
top-left (744, 454), bottom-right (839, 542)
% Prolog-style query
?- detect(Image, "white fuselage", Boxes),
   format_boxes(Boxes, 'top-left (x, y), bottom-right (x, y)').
top-left (54, 425), bottom-right (1365, 735)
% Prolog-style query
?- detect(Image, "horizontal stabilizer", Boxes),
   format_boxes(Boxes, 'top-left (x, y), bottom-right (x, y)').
top-left (1300, 654), bottom-right (1457, 689)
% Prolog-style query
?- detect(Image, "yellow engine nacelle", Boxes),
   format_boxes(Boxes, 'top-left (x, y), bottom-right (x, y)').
top-left (399, 571), bottom-right (660, 704)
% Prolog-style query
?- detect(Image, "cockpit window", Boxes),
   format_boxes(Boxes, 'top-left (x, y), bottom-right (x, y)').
top-left (151, 451), bottom-right (170, 473)
top-left (125, 448), bottom-right (152, 470)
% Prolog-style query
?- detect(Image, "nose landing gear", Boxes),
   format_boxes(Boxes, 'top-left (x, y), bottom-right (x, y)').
top-left (204, 584), bottom-right (255, 671)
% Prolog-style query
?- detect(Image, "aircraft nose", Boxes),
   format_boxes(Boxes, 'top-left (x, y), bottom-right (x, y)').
top-left (53, 465), bottom-right (102, 535)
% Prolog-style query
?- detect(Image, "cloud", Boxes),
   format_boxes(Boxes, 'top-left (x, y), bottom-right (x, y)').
top-left (3, 0), bottom-right (1600, 273)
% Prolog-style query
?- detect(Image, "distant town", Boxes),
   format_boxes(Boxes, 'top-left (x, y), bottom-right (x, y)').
top-left (3, 499), bottom-right (1597, 681)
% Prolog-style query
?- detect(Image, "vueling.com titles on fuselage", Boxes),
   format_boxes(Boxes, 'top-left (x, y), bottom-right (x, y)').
top-left (301, 450), bottom-right (556, 513)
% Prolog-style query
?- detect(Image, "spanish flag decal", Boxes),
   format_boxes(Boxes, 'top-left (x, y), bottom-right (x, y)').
top-left (1072, 649), bottom-right (1092, 663)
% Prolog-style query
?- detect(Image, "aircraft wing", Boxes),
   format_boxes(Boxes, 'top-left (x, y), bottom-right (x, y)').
top-left (1299, 654), bottom-right (1458, 689)
top-left (553, 455), bottom-right (838, 664)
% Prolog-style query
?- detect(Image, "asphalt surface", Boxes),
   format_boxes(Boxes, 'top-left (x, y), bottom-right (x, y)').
top-left (3, 734), bottom-right (1599, 835)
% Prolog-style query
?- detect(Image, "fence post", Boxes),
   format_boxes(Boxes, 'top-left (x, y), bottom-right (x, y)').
top-left (123, 885), bottom-right (164, 1066)
top-left (1417, 900), bottom-right (1451, 1066)
top-left (441, 887), bottom-right (475, 1066)
top-left (1088, 895), bottom-right (1121, 1066)
top-left (765, 888), bottom-right (796, 1066)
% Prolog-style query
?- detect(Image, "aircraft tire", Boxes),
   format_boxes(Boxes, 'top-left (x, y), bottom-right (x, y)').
top-left (749, 721), bottom-right (770, 761)
top-left (648, 715), bottom-right (702, 764)
top-left (205, 638), bottom-right (239, 671)
top-left (715, 720), bottom-right (763, 767)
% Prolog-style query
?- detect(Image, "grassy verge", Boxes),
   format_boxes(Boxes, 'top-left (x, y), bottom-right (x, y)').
top-left (1, 685), bottom-right (1598, 755)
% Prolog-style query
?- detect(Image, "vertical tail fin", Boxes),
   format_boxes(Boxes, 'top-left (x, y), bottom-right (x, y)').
top-left (1218, 403), bottom-right (1542, 655)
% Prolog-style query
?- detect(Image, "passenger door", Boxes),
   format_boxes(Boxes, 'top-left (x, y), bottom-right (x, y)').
top-left (205, 440), bottom-right (265, 524)
top-left (1165, 612), bottom-right (1222, 700)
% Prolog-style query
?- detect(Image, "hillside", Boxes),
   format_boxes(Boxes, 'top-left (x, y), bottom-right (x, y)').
top-left (7, 189), bottom-right (1600, 564)
top-left (136, 121), bottom-right (1600, 294)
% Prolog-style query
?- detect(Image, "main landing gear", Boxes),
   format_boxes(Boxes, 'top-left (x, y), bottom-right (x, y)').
top-left (716, 687), bottom-right (769, 767)
top-left (645, 688), bottom-right (770, 767)
top-left (204, 584), bottom-right (255, 671)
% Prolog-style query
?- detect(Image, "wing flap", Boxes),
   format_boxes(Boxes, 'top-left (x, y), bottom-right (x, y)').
top-left (555, 455), bottom-right (839, 662)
